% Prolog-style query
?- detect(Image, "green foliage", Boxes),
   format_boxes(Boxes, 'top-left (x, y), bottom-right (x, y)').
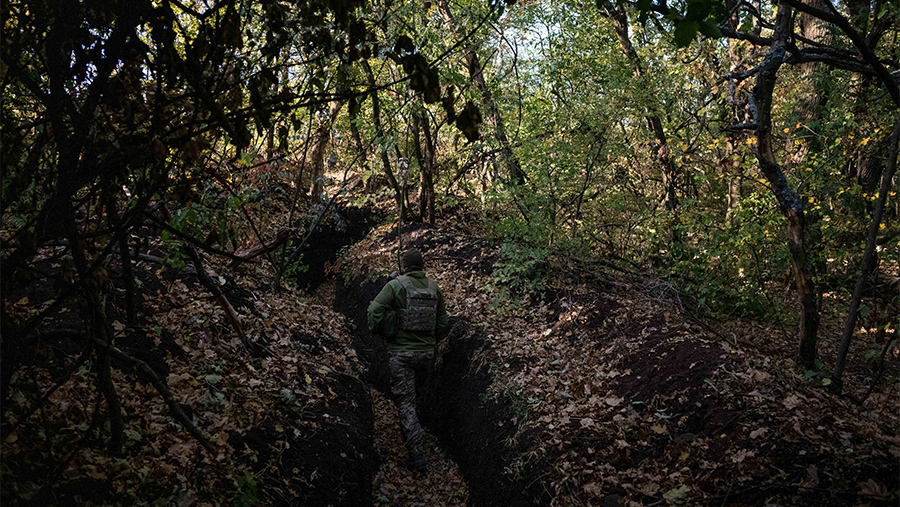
top-left (864, 338), bottom-right (897, 371)
top-left (804, 358), bottom-right (833, 387)
top-left (672, 191), bottom-right (794, 318)
top-left (233, 474), bottom-right (260, 507)
top-left (627, 0), bottom-right (727, 47)
top-left (487, 241), bottom-right (549, 311)
top-left (281, 246), bottom-right (310, 287)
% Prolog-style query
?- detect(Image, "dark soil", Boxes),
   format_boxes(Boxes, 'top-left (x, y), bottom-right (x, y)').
top-left (384, 221), bottom-right (498, 276)
top-left (292, 205), bottom-right (381, 291)
top-left (2, 234), bottom-right (379, 507)
top-left (614, 326), bottom-right (726, 402)
top-left (423, 319), bottom-right (550, 507)
top-left (334, 272), bottom-right (394, 393)
top-left (228, 372), bottom-right (376, 507)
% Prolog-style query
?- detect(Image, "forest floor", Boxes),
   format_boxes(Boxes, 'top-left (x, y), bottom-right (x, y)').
top-left (2, 185), bottom-right (898, 506)
top-left (370, 389), bottom-right (468, 506)
top-left (338, 210), bottom-right (900, 506)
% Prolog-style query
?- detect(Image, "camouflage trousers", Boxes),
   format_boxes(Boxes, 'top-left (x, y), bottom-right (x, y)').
top-left (387, 350), bottom-right (434, 459)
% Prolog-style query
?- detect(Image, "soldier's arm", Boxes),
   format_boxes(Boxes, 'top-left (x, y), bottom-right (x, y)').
top-left (367, 281), bottom-right (397, 332)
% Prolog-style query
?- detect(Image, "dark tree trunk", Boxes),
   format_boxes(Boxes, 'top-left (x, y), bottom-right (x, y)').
top-left (347, 97), bottom-right (374, 191)
top-left (752, 3), bottom-right (820, 369)
top-left (362, 59), bottom-right (402, 210)
top-left (834, 116), bottom-right (900, 392)
top-left (413, 108), bottom-right (436, 223)
top-left (786, 0), bottom-right (831, 168)
top-left (308, 99), bottom-right (344, 202)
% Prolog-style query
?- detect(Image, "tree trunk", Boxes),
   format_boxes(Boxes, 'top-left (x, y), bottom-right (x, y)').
top-left (786, 0), bottom-right (831, 168)
top-left (413, 107), bottom-right (437, 223)
top-left (308, 99), bottom-right (344, 201)
top-left (63, 198), bottom-right (125, 456)
top-left (604, 3), bottom-right (680, 239)
top-left (833, 115), bottom-right (900, 392)
top-left (347, 96), bottom-right (374, 191)
top-left (362, 59), bottom-right (403, 210)
top-left (723, 0), bottom-right (749, 225)
top-left (752, 3), bottom-right (820, 369)
top-left (436, 0), bottom-right (526, 185)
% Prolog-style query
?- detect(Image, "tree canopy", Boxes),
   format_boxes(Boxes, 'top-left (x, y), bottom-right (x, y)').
top-left (1, 0), bottom-right (898, 503)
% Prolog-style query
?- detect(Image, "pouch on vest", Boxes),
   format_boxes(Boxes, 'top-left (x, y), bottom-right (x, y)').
top-left (396, 275), bottom-right (438, 332)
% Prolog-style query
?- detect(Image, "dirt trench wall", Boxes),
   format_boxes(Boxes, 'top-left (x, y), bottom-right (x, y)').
top-left (229, 371), bottom-right (377, 507)
top-left (292, 205), bottom-right (380, 291)
top-left (335, 273), bottom-right (548, 507)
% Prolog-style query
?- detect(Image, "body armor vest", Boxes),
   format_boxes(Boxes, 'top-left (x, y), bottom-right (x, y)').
top-left (396, 275), bottom-right (438, 332)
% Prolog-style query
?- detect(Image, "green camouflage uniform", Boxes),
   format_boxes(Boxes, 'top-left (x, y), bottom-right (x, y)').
top-left (367, 270), bottom-right (448, 461)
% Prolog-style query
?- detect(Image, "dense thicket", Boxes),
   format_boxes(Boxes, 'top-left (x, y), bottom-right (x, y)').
top-left (1, 0), bottom-right (897, 502)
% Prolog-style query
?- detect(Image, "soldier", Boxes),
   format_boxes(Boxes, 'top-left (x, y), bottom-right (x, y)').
top-left (367, 248), bottom-right (448, 473)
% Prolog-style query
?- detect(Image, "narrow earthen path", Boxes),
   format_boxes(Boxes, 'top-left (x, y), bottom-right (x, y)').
top-left (371, 390), bottom-right (468, 506)
top-left (310, 280), bottom-right (469, 505)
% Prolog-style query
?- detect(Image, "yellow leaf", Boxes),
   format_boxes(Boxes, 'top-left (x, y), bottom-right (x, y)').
top-left (783, 127), bottom-right (790, 133)
top-left (679, 451), bottom-right (690, 460)
top-left (305, 374), bottom-right (312, 384)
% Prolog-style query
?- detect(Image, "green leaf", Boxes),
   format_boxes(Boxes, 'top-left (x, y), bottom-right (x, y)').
top-left (859, 304), bottom-right (870, 318)
top-left (635, 0), bottom-right (653, 13)
top-left (663, 485), bottom-right (692, 504)
top-left (674, 21), bottom-right (699, 48)
top-left (698, 19), bottom-right (722, 38)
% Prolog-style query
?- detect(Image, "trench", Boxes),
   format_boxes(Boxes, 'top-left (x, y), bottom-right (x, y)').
top-left (335, 272), bottom-right (549, 507)
top-left (296, 210), bottom-right (548, 505)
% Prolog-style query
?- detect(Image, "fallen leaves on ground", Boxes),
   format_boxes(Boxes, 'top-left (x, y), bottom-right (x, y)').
top-left (371, 390), bottom-right (468, 506)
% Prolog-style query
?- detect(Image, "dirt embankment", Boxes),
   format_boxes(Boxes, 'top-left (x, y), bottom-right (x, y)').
top-left (336, 221), bottom-right (900, 507)
top-left (11, 208), bottom-right (887, 506)
top-left (1, 206), bottom-right (381, 506)
top-left (334, 222), bottom-right (548, 506)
